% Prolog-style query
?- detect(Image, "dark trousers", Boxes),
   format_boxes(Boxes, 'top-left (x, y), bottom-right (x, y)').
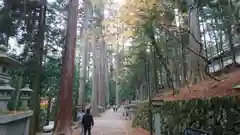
top-left (83, 127), bottom-right (91, 135)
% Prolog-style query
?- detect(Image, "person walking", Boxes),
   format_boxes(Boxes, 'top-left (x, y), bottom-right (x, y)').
top-left (113, 105), bottom-right (116, 112)
top-left (82, 108), bottom-right (94, 135)
top-left (77, 109), bottom-right (85, 135)
top-left (116, 105), bottom-right (119, 112)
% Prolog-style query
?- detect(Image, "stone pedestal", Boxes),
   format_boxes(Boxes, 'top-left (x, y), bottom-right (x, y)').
top-left (0, 101), bottom-right (8, 110)
top-left (154, 113), bottom-right (161, 135)
top-left (0, 111), bottom-right (33, 135)
top-left (152, 100), bottom-right (164, 135)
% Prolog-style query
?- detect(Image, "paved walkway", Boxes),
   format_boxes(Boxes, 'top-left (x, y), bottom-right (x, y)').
top-left (91, 108), bottom-right (131, 135)
top-left (40, 107), bottom-right (132, 135)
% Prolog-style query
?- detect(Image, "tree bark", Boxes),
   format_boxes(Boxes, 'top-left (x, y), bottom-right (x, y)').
top-left (105, 48), bottom-right (110, 105)
top-left (99, 36), bottom-right (108, 109)
top-left (181, 36), bottom-right (187, 86)
top-left (227, 24), bottom-right (237, 65)
top-left (29, 1), bottom-right (46, 134)
top-left (103, 40), bottom-right (109, 107)
top-left (115, 52), bottom-right (120, 105)
top-left (98, 36), bottom-right (105, 109)
top-left (78, 0), bottom-right (90, 106)
top-left (96, 45), bottom-right (100, 107)
top-left (187, 5), bottom-right (204, 84)
top-left (115, 26), bottom-right (120, 105)
top-left (13, 72), bottom-right (23, 110)
top-left (90, 4), bottom-right (99, 114)
top-left (91, 34), bottom-right (99, 116)
top-left (151, 48), bottom-right (159, 93)
top-left (108, 45), bottom-right (114, 104)
top-left (53, 0), bottom-right (79, 133)
top-left (45, 97), bottom-right (52, 125)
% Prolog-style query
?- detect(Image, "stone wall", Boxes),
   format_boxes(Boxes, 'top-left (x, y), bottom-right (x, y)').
top-left (0, 111), bottom-right (32, 135)
top-left (132, 96), bottom-right (240, 135)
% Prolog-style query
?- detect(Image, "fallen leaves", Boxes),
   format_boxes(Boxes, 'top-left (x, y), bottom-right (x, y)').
top-left (154, 69), bottom-right (240, 101)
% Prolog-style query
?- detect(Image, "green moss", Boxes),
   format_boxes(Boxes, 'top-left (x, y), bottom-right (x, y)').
top-left (0, 109), bottom-right (9, 115)
top-left (132, 96), bottom-right (240, 135)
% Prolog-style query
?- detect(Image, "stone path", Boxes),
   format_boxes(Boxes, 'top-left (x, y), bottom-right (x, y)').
top-left (40, 107), bottom-right (132, 135)
top-left (91, 108), bottom-right (131, 135)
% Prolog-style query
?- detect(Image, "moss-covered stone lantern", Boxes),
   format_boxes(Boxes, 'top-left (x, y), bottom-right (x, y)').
top-left (0, 44), bottom-right (20, 111)
top-left (0, 82), bottom-right (16, 110)
top-left (19, 84), bottom-right (33, 108)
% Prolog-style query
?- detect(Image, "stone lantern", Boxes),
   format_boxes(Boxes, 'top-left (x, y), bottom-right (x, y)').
top-left (0, 44), bottom-right (20, 110)
top-left (19, 84), bottom-right (33, 108)
top-left (0, 83), bottom-right (16, 110)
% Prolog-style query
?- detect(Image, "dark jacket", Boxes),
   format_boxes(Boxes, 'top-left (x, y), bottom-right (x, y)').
top-left (82, 113), bottom-right (94, 128)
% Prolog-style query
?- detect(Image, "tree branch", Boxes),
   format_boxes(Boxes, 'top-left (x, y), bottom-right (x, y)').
top-left (147, 28), bottom-right (176, 94)
top-left (157, 23), bottom-right (220, 81)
